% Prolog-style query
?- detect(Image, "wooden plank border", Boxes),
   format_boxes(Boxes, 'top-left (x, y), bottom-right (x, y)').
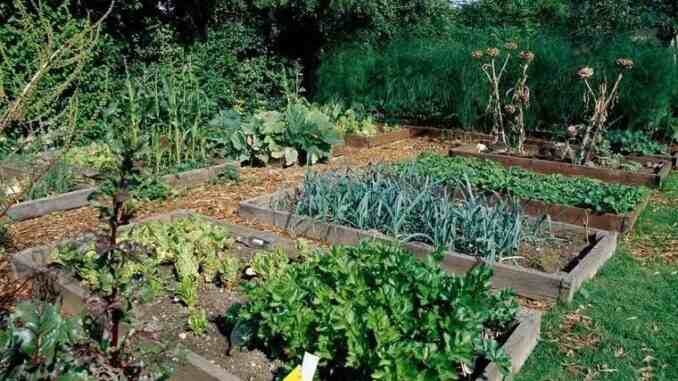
top-left (401, 125), bottom-right (678, 169)
top-left (517, 192), bottom-right (649, 234)
top-left (344, 128), bottom-right (412, 148)
top-left (9, 209), bottom-right (540, 381)
top-left (449, 145), bottom-right (670, 188)
top-left (6, 161), bottom-right (239, 222)
top-left (238, 190), bottom-right (619, 302)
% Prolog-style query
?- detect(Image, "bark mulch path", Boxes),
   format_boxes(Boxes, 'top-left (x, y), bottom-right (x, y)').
top-left (8, 138), bottom-right (447, 252)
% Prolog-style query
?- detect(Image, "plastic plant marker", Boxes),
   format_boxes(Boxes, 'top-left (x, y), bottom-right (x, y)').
top-left (283, 366), bottom-right (302, 381)
top-left (302, 352), bottom-right (320, 381)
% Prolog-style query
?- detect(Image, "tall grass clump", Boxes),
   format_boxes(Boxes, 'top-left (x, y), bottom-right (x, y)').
top-left (315, 36), bottom-right (487, 127)
top-left (276, 165), bottom-right (525, 261)
top-left (316, 30), bottom-right (677, 137)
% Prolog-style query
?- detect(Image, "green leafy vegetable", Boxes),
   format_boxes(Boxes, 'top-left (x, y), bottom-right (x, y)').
top-left (227, 242), bottom-right (518, 380)
top-left (607, 129), bottom-right (668, 156)
top-left (405, 153), bottom-right (648, 214)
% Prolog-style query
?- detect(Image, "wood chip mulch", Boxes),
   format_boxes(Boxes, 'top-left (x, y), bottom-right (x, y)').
top-left (8, 138), bottom-right (448, 252)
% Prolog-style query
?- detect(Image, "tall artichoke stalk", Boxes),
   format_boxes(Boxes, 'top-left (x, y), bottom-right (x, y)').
top-left (576, 59), bottom-right (633, 165)
top-left (506, 51), bottom-right (534, 154)
top-left (475, 47), bottom-right (511, 145)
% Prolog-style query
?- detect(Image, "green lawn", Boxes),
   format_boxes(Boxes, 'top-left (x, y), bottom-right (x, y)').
top-left (516, 173), bottom-right (678, 380)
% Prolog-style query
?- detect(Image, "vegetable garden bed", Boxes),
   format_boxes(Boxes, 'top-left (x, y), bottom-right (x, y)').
top-left (398, 125), bottom-right (678, 168)
top-left (449, 144), bottom-right (671, 188)
top-left (4, 161), bottom-right (238, 221)
top-left (515, 195), bottom-right (649, 234)
top-left (10, 210), bottom-right (541, 381)
top-left (239, 187), bottom-right (618, 302)
top-left (407, 154), bottom-right (650, 233)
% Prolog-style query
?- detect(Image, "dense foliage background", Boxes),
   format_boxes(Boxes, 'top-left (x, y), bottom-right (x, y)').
top-left (1, 0), bottom-right (676, 146)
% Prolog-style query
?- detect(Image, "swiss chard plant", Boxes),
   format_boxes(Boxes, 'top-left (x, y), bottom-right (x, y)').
top-left (0, 302), bottom-right (88, 380)
top-left (0, 301), bottom-right (171, 380)
top-left (226, 242), bottom-right (518, 380)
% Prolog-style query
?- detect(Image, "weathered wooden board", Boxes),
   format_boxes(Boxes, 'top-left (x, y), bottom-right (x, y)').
top-left (344, 128), bottom-right (412, 148)
top-left (6, 162), bottom-right (239, 222)
top-left (518, 194), bottom-right (649, 234)
top-left (483, 309), bottom-right (542, 381)
top-left (449, 145), bottom-right (669, 188)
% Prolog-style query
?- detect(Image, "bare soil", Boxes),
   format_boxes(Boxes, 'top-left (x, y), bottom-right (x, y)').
top-left (131, 243), bottom-right (281, 381)
top-left (515, 228), bottom-right (594, 273)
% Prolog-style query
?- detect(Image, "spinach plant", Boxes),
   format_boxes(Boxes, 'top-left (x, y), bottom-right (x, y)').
top-left (406, 153), bottom-right (648, 214)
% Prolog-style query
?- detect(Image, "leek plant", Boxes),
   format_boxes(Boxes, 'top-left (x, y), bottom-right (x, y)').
top-left (277, 165), bottom-right (526, 261)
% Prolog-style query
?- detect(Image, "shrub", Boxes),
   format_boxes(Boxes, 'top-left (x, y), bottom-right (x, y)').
top-left (227, 242), bottom-right (518, 379)
top-left (186, 24), bottom-right (298, 113)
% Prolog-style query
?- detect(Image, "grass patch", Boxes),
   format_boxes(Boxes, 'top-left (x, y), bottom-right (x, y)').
top-left (516, 173), bottom-right (678, 381)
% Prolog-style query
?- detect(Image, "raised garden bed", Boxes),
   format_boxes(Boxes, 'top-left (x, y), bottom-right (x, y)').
top-left (516, 194), bottom-right (649, 234)
top-left (343, 126), bottom-right (412, 149)
top-left (400, 125), bottom-right (678, 168)
top-left (406, 153), bottom-right (650, 233)
top-left (10, 210), bottom-right (541, 381)
top-left (4, 161), bottom-right (238, 221)
top-left (449, 144), bottom-right (670, 188)
top-left (239, 188), bottom-right (618, 302)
